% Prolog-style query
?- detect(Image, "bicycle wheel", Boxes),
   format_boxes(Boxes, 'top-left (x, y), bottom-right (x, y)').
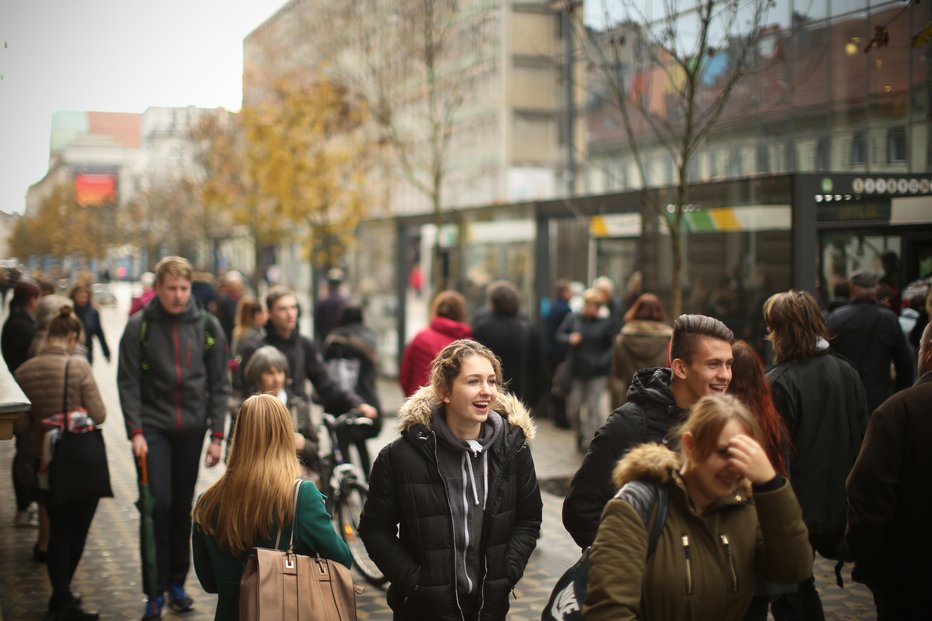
top-left (336, 482), bottom-right (388, 586)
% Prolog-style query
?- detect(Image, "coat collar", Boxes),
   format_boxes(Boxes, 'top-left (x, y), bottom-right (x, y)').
top-left (397, 385), bottom-right (535, 442)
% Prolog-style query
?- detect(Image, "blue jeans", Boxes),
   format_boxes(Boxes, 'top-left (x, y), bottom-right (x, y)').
top-left (136, 427), bottom-right (206, 594)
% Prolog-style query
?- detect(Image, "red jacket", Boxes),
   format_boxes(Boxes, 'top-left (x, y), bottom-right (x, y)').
top-left (399, 317), bottom-right (472, 397)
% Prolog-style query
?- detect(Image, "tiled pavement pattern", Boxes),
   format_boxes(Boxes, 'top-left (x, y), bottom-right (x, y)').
top-left (1, 296), bottom-right (877, 620)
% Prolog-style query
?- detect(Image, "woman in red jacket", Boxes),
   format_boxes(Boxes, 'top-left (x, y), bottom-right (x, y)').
top-left (399, 290), bottom-right (472, 396)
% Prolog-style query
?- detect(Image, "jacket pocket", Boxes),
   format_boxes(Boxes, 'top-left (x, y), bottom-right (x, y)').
top-left (681, 534), bottom-right (693, 595)
top-left (720, 533), bottom-right (738, 593)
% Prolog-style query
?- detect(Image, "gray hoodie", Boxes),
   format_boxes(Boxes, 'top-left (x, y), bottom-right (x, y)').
top-left (433, 408), bottom-right (504, 598)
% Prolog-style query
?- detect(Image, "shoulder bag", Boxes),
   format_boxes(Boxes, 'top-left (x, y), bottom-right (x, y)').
top-left (48, 358), bottom-right (113, 507)
top-left (240, 480), bottom-right (363, 621)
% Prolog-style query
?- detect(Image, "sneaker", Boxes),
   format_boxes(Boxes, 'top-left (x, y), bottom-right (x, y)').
top-left (167, 582), bottom-right (194, 613)
top-left (15, 509), bottom-right (38, 528)
top-left (141, 595), bottom-right (163, 621)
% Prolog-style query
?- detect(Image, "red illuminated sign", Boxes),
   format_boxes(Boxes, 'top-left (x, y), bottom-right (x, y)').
top-left (74, 173), bottom-right (117, 206)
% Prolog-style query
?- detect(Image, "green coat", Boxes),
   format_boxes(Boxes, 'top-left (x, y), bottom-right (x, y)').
top-left (192, 480), bottom-right (353, 621)
top-left (584, 444), bottom-right (811, 621)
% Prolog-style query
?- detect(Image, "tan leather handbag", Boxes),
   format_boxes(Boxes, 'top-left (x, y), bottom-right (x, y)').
top-left (240, 480), bottom-right (363, 620)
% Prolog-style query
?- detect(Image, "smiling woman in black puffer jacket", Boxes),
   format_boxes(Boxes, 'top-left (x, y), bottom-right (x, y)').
top-left (359, 339), bottom-right (542, 621)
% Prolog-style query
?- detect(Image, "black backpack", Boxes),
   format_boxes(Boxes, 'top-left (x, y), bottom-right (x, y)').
top-left (542, 480), bottom-right (668, 621)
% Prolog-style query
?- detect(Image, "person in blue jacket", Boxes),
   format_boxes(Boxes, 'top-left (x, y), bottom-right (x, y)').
top-left (192, 394), bottom-right (351, 621)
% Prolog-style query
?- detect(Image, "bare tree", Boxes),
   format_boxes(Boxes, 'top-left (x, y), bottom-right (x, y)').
top-left (575, 0), bottom-right (772, 316)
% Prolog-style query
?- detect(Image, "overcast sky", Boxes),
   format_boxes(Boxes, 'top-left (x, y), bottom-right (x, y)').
top-left (0, 0), bottom-right (288, 217)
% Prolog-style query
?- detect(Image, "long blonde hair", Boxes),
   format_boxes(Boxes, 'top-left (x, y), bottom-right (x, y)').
top-left (192, 394), bottom-right (300, 556)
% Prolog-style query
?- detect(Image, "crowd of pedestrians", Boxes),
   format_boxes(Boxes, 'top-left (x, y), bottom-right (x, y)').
top-left (5, 253), bottom-right (932, 621)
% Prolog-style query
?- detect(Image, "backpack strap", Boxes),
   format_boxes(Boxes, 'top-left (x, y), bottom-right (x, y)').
top-left (616, 479), bottom-right (668, 558)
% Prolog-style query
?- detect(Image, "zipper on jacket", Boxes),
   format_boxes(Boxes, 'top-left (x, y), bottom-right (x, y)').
top-left (173, 320), bottom-right (183, 431)
top-left (431, 435), bottom-right (467, 621)
top-left (681, 534), bottom-right (693, 595)
top-left (720, 534), bottom-right (738, 593)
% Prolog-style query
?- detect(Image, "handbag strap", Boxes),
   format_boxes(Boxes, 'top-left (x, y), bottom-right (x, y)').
top-left (272, 479), bottom-right (303, 552)
top-left (61, 358), bottom-right (71, 436)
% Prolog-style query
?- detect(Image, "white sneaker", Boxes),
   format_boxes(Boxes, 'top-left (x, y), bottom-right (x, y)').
top-left (15, 509), bottom-right (38, 528)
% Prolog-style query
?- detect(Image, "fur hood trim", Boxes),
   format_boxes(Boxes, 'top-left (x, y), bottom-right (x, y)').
top-left (612, 443), bottom-right (753, 498)
top-left (612, 443), bottom-right (680, 489)
top-left (398, 385), bottom-right (536, 441)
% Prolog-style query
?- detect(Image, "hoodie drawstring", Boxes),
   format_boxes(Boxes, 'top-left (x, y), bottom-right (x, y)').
top-left (463, 452), bottom-right (480, 506)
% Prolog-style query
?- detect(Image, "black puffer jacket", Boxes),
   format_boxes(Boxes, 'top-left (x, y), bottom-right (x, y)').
top-left (562, 367), bottom-right (686, 549)
top-left (359, 389), bottom-right (542, 620)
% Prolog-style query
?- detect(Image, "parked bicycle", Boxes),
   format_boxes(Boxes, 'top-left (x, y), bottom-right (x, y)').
top-left (317, 411), bottom-right (387, 586)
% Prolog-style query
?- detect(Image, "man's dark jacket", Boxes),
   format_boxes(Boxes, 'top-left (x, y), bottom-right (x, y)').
top-left (827, 299), bottom-right (913, 412)
top-left (240, 321), bottom-right (360, 413)
top-left (359, 390), bottom-right (542, 620)
top-left (117, 298), bottom-right (230, 440)
top-left (556, 313), bottom-right (614, 379)
top-left (846, 370), bottom-right (932, 599)
top-left (767, 350), bottom-right (868, 537)
top-left (472, 311), bottom-right (546, 406)
top-left (562, 367), bottom-right (686, 549)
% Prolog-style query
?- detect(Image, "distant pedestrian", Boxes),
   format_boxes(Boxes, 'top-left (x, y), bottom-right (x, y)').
top-left (847, 320), bottom-right (932, 620)
top-left (609, 293), bottom-right (673, 409)
top-left (241, 346), bottom-right (319, 478)
top-left (117, 256), bottom-right (231, 620)
top-left (69, 284), bottom-right (110, 365)
top-left (360, 340), bottom-right (542, 620)
top-left (399, 289), bottom-right (472, 397)
top-left (15, 305), bottom-right (107, 621)
top-left (192, 394), bottom-right (351, 621)
top-left (215, 270), bottom-right (246, 343)
top-left (764, 290), bottom-right (868, 620)
top-left (828, 268), bottom-right (913, 413)
top-left (129, 272), bottom-right (156, 317)
top-left (2, 280), bottom-right (40, 373)
top-left (544, 279), bottom-right (573, 428)
top-left (314, 268), bottom-right (348, 343)
top-left (321, 304), bottom-right (383, 479)
top-left (557, 288), bottom-right (614, 451)
top-left (584, 395), bottom-right (811, 621)
top-left (472, 280), bottom-right (546, 407)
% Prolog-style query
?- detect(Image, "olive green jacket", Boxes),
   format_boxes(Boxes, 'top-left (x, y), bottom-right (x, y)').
top-left (584, 444), bottom-right (811, 621)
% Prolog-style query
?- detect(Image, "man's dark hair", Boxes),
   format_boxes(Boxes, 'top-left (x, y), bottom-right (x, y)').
top-left (488, 280), bottom-right (520, 316)
top-left (670, 314), bottom-right (735, 364)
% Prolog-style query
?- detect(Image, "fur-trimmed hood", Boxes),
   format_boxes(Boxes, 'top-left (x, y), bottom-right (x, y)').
top-left (612, 443), bottom-right (752, 498)
top-left (398, 385), bottom-right (536, 442)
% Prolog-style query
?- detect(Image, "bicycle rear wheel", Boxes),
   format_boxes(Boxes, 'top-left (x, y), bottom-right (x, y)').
top-left (336, 482), bottom-right (388, 586)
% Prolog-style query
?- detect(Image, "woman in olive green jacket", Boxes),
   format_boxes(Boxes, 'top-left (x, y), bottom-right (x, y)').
top-left (584, 394), bottom-right (811, 621)
top-left (192, 395), bottom-right (351, 621)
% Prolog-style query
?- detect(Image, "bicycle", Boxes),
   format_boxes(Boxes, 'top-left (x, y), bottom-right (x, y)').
top-left (316, 411), bottom-right (388, 587)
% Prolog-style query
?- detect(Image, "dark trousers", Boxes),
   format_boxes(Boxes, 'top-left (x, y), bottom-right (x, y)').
top-left (138, 428), bottom-right (205, 594)
top-left (47, 499), bottom-right (98, 602)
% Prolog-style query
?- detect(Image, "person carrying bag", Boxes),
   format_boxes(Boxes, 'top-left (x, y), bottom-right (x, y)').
top-left (15, 305), bottom-right (109, 621)
top-left (193, 394), bottom-right (355, 621)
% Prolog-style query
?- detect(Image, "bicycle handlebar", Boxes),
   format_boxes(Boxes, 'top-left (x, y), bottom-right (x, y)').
top-left (322, 411), bottom-right (375, 431)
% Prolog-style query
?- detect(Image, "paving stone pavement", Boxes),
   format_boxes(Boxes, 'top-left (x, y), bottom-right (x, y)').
top-left (1, 293), bottom-right (878, 620)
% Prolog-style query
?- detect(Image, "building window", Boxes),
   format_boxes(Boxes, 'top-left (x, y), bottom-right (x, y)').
top-left (887, 127), bottom-right (906, 164)
top-left (815, 136), bottom-right (829, 171)
top-left (850, 131), bottom-right (866, 167)
top-left (757, 143), bottom-right (770, 174)
top-left (784, 140), bottom-right (796, 171)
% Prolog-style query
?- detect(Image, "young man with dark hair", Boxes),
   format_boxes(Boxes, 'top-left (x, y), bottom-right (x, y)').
top-left (562, 314), bottom-right (734, 549)
top-left (847, 321), bottom-right (932, 620)
top-left (240, 285), bottom-right (377, 419)
top-left (118, 256), bottom-right (231, 620)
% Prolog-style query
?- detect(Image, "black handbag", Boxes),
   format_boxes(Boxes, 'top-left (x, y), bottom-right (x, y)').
top-left (48, 358), bottom-right (113, 507)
